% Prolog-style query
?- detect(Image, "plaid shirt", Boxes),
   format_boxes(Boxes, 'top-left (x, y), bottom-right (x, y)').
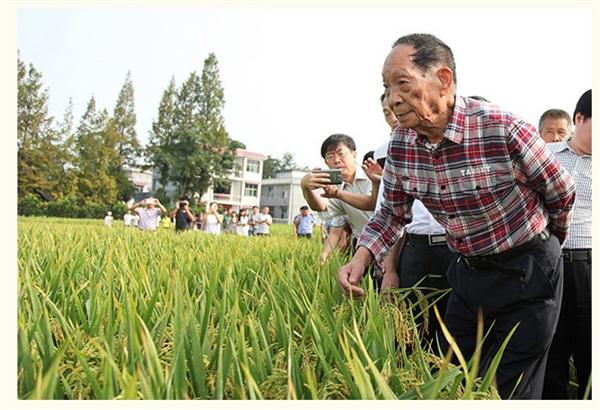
top-left (358, 96), bottom-right (576, 263)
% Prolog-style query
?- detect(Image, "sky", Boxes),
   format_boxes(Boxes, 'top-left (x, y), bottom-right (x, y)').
top-left (16, 6), bottom-right (593, 169)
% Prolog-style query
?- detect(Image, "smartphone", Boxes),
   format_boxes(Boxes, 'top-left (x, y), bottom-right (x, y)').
top-left (320, 169), bottom-right (343, 185)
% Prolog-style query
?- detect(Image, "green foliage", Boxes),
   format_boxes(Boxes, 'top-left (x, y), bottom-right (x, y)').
top-left (263, 152), bottom-right (299, 178)
top-left (74, 97), bottom-right (122, 204)
top-left (112, 71), bottom-right (141, 165)
top-left (18, 195), bottom-right (128, 219)
top-left (146, 53), bottom-right (244, 199)
top-left (18, 218), bottom-right (507, 400)
top-left (17, 54), bottom-right (68, 199)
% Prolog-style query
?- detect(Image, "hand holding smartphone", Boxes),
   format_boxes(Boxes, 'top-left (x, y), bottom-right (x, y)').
top-left (319, 169), bottom-right (343, 185)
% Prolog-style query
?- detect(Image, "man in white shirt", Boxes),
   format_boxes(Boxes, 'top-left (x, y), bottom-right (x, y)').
top-left (129, 197), bottom-right (167, 231)
top-left (254, 206), bottom-right (273, 236)
top-left (543, 90), bottom-right (592, 400)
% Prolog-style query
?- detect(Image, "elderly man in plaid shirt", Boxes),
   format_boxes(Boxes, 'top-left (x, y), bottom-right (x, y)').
top-left (337, 33), bottom-right (575, 399)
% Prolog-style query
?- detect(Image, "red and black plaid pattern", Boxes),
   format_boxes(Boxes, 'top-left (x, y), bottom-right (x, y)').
top-left (358, 96), bottom-right (575, 262)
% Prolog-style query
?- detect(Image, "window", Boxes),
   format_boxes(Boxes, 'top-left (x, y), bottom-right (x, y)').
top-left (246, 159), bottom-right (260, 173)
top-left (280, 206), bottom-right (288, 219)
top-left (244, 183), bottom-right (258, 197)
top-left (281, 189), bottom-right (288, 199)
top-left (267, 186), bottom-right (273, 199)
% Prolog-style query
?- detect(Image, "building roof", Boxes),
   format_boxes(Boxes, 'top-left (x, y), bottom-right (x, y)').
top-left (236, 149), bottom-right (266, 160)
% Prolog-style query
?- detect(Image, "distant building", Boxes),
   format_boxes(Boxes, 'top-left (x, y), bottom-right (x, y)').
top-left (260, 169), bottom-right (308, 224)
top-left (200, 149), bottom-right (266, 211)
top-left (122, 164), bottom-right (153, 193)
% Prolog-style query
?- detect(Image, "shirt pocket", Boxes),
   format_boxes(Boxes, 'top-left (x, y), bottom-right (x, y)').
top-left (457, 170), bottom-right (514, 213)
top-left (401, 176), bottom-right (430, 201)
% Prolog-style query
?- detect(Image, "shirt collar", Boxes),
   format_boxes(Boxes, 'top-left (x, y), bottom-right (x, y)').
top-left (341, 165), bottom-right (368, 189)
top-left (553, 137), bottom-right (571, 153)
top-left (406, 95), bottom-right (466, 146)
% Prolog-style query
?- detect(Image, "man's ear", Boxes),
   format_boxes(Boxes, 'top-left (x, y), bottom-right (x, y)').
top-left (437, 66), bottom-right (454, 95)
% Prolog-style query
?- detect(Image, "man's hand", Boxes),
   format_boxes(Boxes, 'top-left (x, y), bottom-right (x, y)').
top-left (362, 158), bottom-right (383, 183)
top-left (301, 168), bottom-right (336, 191)
top-left (321, 185), bottom-right (340, 199)
top-left (337, 260), bottom-right (367, 298)
top-left (380, 271), bottom-right (400, 292)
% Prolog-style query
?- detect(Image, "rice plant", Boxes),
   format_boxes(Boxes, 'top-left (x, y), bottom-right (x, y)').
top-left (18, 216), bottom-right (503, 399)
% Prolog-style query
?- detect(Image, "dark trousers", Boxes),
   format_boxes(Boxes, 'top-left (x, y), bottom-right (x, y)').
top-left (443, 234), bottom-right (563, 399)
top-left (542, 252), bottom-right (592, 399)
top-left (298, 233), bottom-right (312, 239)
top-left (397, 238), bottom-right (454, 343)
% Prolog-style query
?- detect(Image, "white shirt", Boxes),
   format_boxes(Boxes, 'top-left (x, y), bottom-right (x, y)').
top-left (104, 215), bottom-right (113, 226)
top-left (548, 138), bottom-right (592, 249)
top-left (136, 207), bottom-right (161, 231)
top-left (255, 213), bottom-right (272, 234)
top-left (204, 213), bottom-right (222, 234)
top-left (236, 215), bottom-right (249, 236)
top-left (319, 166), bottom-right (373, 241)
top-left (123, 213), bottom-right (134, 227)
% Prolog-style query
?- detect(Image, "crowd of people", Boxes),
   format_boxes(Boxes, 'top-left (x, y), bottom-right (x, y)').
top-left (104, 197), bottom-right (279, 238)
top-left (98, 33), bottom-right (591, 401)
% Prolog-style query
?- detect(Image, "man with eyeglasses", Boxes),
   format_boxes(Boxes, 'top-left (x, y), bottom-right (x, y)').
top-left (300, 134), bottom-right (375, 275)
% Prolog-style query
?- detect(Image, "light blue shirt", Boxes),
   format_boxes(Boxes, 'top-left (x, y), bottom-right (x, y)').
top-left (295, 214), bottom-right (316, 234)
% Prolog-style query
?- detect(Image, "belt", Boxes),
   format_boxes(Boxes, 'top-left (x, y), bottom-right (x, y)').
top-left (406, 232), bottom-right (447, 246)
top-left (563, 248), bottom-right (591, 263)
top-left (461, 229), bottom-right (550, 274)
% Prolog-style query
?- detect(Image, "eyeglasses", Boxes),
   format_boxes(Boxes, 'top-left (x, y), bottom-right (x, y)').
top-left (325, 149), bottom-right (353, 162)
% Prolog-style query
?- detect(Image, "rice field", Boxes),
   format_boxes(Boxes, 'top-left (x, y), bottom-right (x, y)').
top-left (17, 216), bottom-right (504, 400)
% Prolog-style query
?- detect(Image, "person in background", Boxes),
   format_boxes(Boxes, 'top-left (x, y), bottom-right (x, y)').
top-left (227, 211), bottom-right (239, 234)
top-left (104, 211), bottom-right (113, 227)
top-left (204, 202), bottom-right (223, 235)
top-left (123, 210), bottom-right (134, 228)
top-left (248, 205), bottom-right (260, 236)
top-left (538, 108), bottom-right (573, 143)
top-left (320, 216), bottom-right (352, 263)
top-left (236, 208), bottom-right (250, 236)
top-left (195, 211), bottom-right (205, 231)
top-left (130, 197), bottom-right (167, 231)
top-left (222, 208), bottom-right (232, 231)
top-left (293, 205), bottom-right (317, 239)
top-left (170, 195), bottom-right (195, 232)
top-left (543, 90), bottom-right (592, 400)
top-left (254, 206), bottom-right (273, 236)
top-left (337, 33), bottom-right (575, 399)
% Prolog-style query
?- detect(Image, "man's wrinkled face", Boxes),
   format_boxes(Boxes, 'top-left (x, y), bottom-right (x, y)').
top-left (382, 45), bottom-right (446, 130)
top-left (540, 117), bottom-right (571, 143)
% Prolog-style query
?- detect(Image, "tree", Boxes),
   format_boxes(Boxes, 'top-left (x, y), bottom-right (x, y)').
top-left (111, 71), bottom-right (140, 165)
top-left (53, 98), bottom-right (78, 197)
top-left (17, 54), bottom-right (64, 199)
top-left (146, 54), bottom-right (245, 198)
top-left (280, 152), bottom-right (297, 170)
top-left (74, 97), bottom-right (120, 204)
top-left (262, 155), bottom-right (281, 179)
top-left (147, 77), bottom-right (178, 189)
top-left (261, 152), bottom-right (299, 178)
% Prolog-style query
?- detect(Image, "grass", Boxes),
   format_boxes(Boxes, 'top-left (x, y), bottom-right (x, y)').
top-left (17, 216), bottom-right (504, 399)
